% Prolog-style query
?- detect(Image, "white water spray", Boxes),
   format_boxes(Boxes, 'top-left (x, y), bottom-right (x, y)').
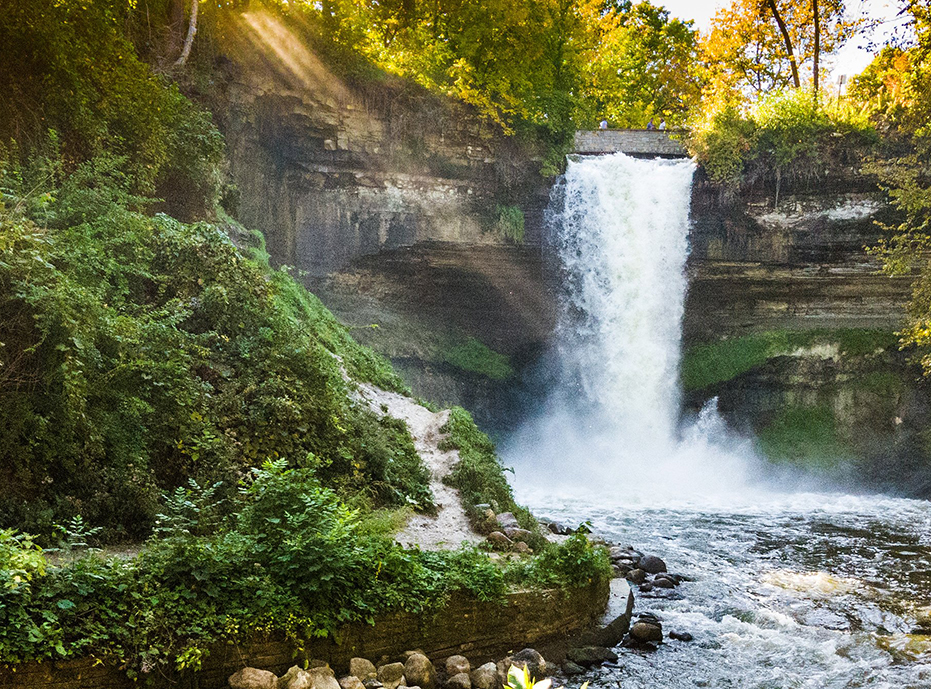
top-left (507, 152), bottom-right (757, 501)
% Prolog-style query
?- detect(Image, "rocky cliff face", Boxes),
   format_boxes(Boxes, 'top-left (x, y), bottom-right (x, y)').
top-left (210, 10), bottom-right (548, 278)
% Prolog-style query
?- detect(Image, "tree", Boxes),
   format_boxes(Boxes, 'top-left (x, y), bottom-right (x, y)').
top-left (701, 0), bottom-right (857, 99)
top-left (174, 0), bottom-right (199, 67)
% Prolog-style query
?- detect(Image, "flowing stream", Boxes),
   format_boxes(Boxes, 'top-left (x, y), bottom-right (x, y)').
top-left (503, 153), bottom-right (931, 687)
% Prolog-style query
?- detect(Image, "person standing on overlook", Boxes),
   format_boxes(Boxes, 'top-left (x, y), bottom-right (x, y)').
top-left (646, 118), bottom-right (655, 130)
top-left (599, 118), bottom-right (608, 129)
top-left (659, 117), bottom-right (666, 130)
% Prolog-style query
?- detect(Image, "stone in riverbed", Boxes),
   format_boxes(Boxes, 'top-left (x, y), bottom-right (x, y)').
top-left (278, 667), bottom-right (313, 689)
top-left (470, 662), bottom-right (500, 689)
top-left (341, 677), bottom-right (367, 689)
top-left (508, 649), bottom-right (546, 681)
top-left (565, 646), bottom-right (618, 666)
top-left (446, 673), bottom-right (471, 689)
top-left (630, 621), bottom-right (663, 643)
top-left (651, 575), bottom-right (676, 588)
top-left (229, 668), bottom-right (277, 689)
top-left (639, 555), bottom-right (667, 574)
top-left (446, 656), bottom-right (471, 677)
top-left (562, 661), bottom-right (585, 676)
top-left (669, 631), bottom-right (693, 642)
top-left (404, 653), bottom-right (436, 689)
top-left (377, 663), bottom-right (407, 689)
top-left (311, 669), bottom-right (342, 689)
top-left (514, 541), bottom-right (532, 554)
top-left (625, 568), bottom-right (646, 584)
top-left (363, 681), bottom-right (384, 689)
top-left (351, 659), bottom-right (378, 681)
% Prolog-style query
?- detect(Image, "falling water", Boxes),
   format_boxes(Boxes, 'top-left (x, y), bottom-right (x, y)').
top-left (506, 152), bottom-right (754, 500)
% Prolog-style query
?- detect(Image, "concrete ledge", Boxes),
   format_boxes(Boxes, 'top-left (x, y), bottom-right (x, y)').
top-left (0, 581), bottom-right (609, 689)
top-left (573, 130), bottom-right (688, 157)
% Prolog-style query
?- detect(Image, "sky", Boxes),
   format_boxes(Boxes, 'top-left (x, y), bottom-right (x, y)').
top-left (659, 0), bottom-right (910, 79)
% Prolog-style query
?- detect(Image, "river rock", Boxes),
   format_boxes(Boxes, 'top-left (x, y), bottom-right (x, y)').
top-left (487, 531), bottom-right (513, 549)
top-left (446, 673), bottom-right (471, 689)
top-left (377, 663), bottom-right (407, 689)
top-left (341, 677), bottom-right (367, 689)
top-left (639, 555), bottom-right (667, 574)
top-left (562, 661), bottom-right (585, 676)
top-left (470, 663), bottom-right (499, 689)
top-left (566, 646), bottom-right (618, 666)
top-left (446, 656), bottom-right (471, 677)
top-left (639, 582), bottom-right (653, 592)
top-left (626, 568), bottom-right (646, 584)
top-left (404, 653), bottom-right (436, 689)
top-left (363, 681), bottom-right (384, 689)
top-left (651, 575), bottom-right (676, 588)
top-left (514, 541), bottom-right (532, 554)
top-left (496, 512), bottom-right (520, 530)
top-left (351, 659), bottom-right (378, 681)
top-left (630, 621), bottom-right (664, 643)
top-left (311, 669), bottom-right (342, 689)
top-left (230, 668), bottom-right (277, 689)
top-left (279, 667), bottom-right (314, 689)
top-left (508, 649), bottom-right (546, 681)
top-left (669, 631), bottom-right (693, 642)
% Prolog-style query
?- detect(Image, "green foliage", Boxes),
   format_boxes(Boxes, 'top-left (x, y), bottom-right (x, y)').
top-left (681, 329), bottom-right (897, 391)
top-left (688, 89), bottom-right (878, 190)
top-left (0, 0), bottom-right (225, 219)
top-left (490, 205), bottom-right (526, 244)
top-left (757, 403), bottom-right (848, 468)
top-left (442, 338), bottom-right (515, 381)
top-left (0, 149), bottom-right (426, 538)
top-left (0, 462), bottom-right (604, 675)
top-left (440, 407), bottom-right (516, 517)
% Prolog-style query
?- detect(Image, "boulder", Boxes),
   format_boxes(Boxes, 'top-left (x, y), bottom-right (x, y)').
top-left (639, 555), bottom-right (667, 574)
top-left (311, 669), bottom-right (342, 689)
top-left (446, 673), bottom-right (471, 689)
top-left (496, 512), bottom-right (520, 530)
top-left (487, 531), bottom-right (513, 549)
top-left (514, 541), bottom-right (532, 554)
top-left (469, 662), bottom-right (499, 689)
top-left (377, 663), bottom-right (407, 689)
top-left (669, 631), bottom-right (694, 642)
top-left (363, 681), bottom-right (384, 689)
top-left (404, 653), bottom-right (436, 689)
top-left (310, 661), bottom-right (333, 671)
top-left (230, 668), bottom-right (278, 689)
top-left (562, 661), bottom-right (585, 676)
top-left (629, 621), bottom-right (663, 643)
top-left (340, 677), bottom-right (367, 689)
top-left (445, 656), bottom-right (471, 677)
top-left (565, 646), bottom-right (618, 666)
top-left (651, 575), bottom-right (676, 589)
top-left (625, 568), bottom-right (646, 585)
top-left (351, 659), bottom-right (378, 681)
top-left (507, 649), bottom-right (546, 681)
top-left (278, 667), bottom-right (314, 689)
top-left (503, 527), bottom-right (534, 543)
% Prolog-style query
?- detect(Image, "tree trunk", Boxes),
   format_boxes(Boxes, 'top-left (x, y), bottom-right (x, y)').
top-left (766, 0), bottom-right (801, 89)
top-left (173, 0), bottom-right (198, 67)
top-left (813, 0), bottom-right (821, 101)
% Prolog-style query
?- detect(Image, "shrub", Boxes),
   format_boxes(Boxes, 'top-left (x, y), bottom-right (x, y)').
top-left (442, 338), bottom-right (515, 380)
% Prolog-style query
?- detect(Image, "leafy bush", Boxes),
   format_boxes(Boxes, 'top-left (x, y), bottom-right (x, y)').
top-left (688, 90), bottom-right (878, 193)
top-left (490, 205), bottom-right (526, 244)
top-left (0, 150), bottom-right (426, 539)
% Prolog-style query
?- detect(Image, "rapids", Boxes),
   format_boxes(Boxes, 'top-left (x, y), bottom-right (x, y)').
top-left (504, 152), bottom-right (931, 687)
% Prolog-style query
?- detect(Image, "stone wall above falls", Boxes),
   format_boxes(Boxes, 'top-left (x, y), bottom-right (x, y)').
top-left (210, 11), bottom-right (550, 277)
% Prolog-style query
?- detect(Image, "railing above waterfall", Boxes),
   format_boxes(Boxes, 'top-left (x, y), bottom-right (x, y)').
top-left (572, 129), bottom-right (688, 158)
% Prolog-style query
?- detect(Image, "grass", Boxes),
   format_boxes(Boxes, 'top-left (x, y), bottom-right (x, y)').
top-left (682, 329), bottom-right (898, 391)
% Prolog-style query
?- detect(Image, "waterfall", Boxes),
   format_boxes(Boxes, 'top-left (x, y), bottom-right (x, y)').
top-left (507, 152), bottom-right (756, 500)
